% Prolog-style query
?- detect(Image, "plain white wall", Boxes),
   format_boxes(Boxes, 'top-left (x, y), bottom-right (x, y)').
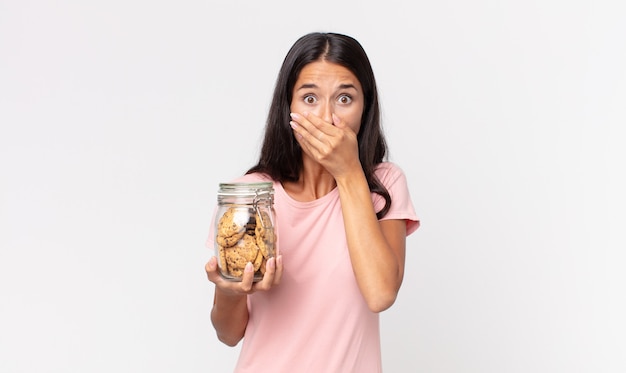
top-left (1, 0), bottom-right (624, 372)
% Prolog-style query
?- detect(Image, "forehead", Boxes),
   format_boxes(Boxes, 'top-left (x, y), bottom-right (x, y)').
top-left (295, 61), bottom-right (360, 87)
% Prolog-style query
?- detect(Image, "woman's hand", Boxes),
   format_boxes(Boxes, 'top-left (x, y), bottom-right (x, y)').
top-left (289, 112), bottom-right (361, 179)
top-left (205, 252), bottom-right (283, 295)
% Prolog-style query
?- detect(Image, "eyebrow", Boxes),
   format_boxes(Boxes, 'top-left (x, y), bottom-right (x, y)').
top-left (296, 83), bottom-right (359, 91)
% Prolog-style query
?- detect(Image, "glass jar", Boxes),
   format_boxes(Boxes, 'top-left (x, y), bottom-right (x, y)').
top-left (214, 182), bottom-right (276, 282)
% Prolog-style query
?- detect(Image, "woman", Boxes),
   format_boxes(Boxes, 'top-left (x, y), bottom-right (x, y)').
top-left (205, 32), bottom-right (420, 372)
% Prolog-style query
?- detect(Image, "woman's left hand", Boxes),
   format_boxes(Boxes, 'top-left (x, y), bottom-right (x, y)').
top-left (290, 112), bottom-right (361, 178)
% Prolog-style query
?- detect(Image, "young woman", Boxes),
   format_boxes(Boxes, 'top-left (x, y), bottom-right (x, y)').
top-left (205, 32), bottom-right (420, 372)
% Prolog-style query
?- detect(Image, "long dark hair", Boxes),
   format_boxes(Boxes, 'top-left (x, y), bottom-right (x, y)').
top-left (247, 32), bottom-right (391, 219)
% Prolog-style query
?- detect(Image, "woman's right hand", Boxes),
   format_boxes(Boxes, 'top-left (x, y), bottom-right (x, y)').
top-left (205, 252), bottom-right (283, 295)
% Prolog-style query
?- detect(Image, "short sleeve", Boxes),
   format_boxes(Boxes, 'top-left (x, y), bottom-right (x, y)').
top-left (373, 162), bottom-right (420, 236)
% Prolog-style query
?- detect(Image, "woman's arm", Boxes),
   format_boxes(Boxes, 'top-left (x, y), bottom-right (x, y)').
top-left (205, 255), bottom-right (283, 345)
top-left (211, 290), bottom-right (248, 346)
top-left (335, 168), bottom-right (406, 313)
top-left (289, 112), bottom-right (407, 312)
top-left (206, 257), bottom-right (249, 346)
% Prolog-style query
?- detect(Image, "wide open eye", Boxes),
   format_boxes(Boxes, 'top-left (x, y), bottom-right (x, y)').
top-left (304, 95), bottom-right (317, 104)
top-left (337, 94), bottom-right (352, 104)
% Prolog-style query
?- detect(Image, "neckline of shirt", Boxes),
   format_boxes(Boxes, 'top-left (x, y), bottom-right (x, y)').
top-left (274, 181), bottom-right (339, 209)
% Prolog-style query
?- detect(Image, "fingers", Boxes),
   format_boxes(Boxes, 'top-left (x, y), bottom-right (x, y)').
top-left (272, 245), bottom-right (283, 285)
top-left (205, 257), bottom-right (253, 293)
top-left (273, 255), bottom-right (284, 285)
top-left (290, 112), bottom-right (335, 161)
top-left (205, 256), bottom-right (222, 283)
top-left (206, 255), bottom-right (283, 294)
top-left (250, 252), bottom-right (283, 291)
top-left (251, 256), bottom-right (277, 291)
top-left (290, 112), bottom-right (337, 145)
top-left (331, 113), bottom-right (343, 128)
top-left (239, 262), bottom-right (255, 292)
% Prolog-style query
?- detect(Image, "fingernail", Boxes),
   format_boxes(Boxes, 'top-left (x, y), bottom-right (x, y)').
top-left (245, 262), bottom-right (254, 273)
top-left (289, 121), bottom-right (297, 129)
top-left (268, 257), bottom-right (276, 270)
top-left (290, 112), bottom-right (299, 119)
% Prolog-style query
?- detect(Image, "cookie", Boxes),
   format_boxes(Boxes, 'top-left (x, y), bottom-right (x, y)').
top-left (252, 247), bottom-right (264, 272)
top-left (228, 266), bottom-right (245, 278)
top-left (245, 213), bottom-right (256, 235)
top-left (255, 211), bottom-right (275, 258)
top-left (224, 234), bottom-right (260, 273)
top-left (216, 207), bottom-right (248, 248)
top-left (259, 257), bottom-right (267, 275)
top-left (217, 245), bottom-right (228, 274)
top-left (216, 230), bottom-right (245, 248)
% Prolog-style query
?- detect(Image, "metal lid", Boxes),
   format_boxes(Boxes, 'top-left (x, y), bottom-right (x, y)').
top-left (217, 182), bottom-right (274, 197)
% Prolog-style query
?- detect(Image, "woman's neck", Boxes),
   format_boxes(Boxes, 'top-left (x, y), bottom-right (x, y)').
top-left (282, 157), bottom-right (336, 201)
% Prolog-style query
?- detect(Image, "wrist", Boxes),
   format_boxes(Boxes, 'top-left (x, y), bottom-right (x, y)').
top-left (335, 166), bottom-right (366, 189)
top-left (215, 287), bottom-right (247, 304)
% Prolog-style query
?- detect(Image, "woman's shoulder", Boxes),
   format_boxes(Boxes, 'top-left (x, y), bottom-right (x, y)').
top-left (374, 161), bottom-right (407, 181)
top-left (228, 172), bottom-right (274, 184)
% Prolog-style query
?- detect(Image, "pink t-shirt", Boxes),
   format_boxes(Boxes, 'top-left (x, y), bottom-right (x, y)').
top-left (207, 162), bottom-right (420, 373)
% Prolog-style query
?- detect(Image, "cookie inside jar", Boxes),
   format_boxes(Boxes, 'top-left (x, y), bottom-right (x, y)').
top-left (215, 206), bottom-right (275, 281)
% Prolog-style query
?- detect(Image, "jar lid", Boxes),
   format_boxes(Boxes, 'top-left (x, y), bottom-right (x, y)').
top-left (218, 182), bottom-right (274, 197)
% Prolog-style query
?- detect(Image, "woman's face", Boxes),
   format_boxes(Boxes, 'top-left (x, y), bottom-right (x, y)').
top-left (290, 60), bottom-right (364, 134)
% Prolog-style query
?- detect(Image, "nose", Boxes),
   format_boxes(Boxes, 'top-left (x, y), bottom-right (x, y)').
top-left (318, 101), bottom-right (333, 124)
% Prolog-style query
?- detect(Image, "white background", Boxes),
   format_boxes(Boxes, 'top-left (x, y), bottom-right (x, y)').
top-left (1, 0), bottom-right (625, 372)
